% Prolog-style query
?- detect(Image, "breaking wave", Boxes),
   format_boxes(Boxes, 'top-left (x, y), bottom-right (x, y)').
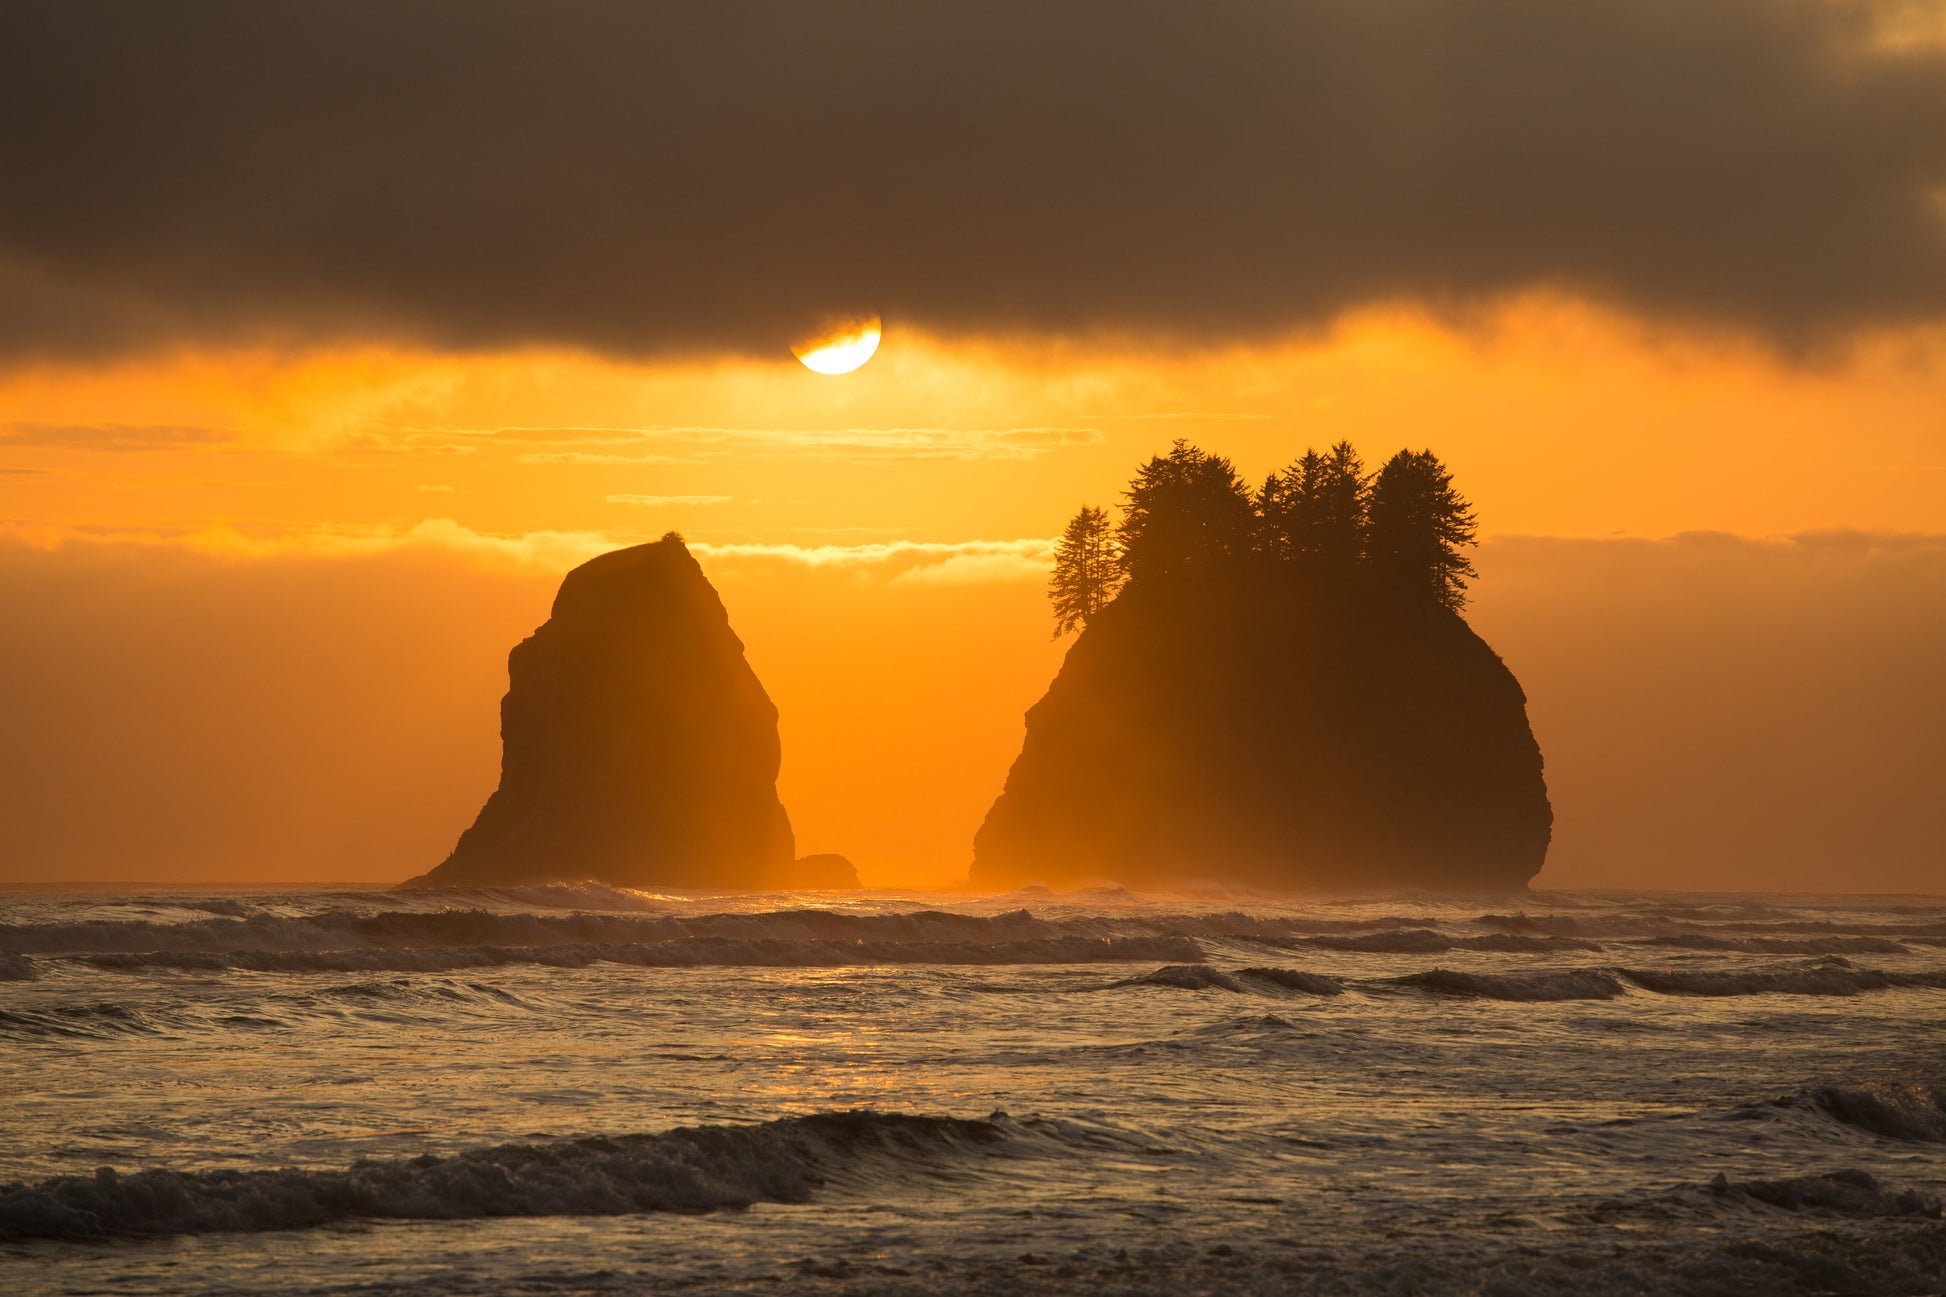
top-left (1386, 968), bottom-right (1628, 1001)
top-left (0, 951), bottom-right (36, 981)
top-left (1699, 1169), bottom-right (1941, 1219)
top-left (1481, 911), bottom-right (1946, 940)
top-left (1108, 964), bottom-right (1248, 992)
top-left (1104, 965), bottom-right (1342, 995)
top-left (0, 904), bottom-right (1506, 963)
top-left (73, 935), bottom-right (1200, 974)
top-left (1757, 1084), bottom-right (1946, 1144)
top-left (0, 908), bottom-right (1077, 957)
top-left (0, 1111), bottom-right (1034, 1241)
top-left (1618, 960), bottom-right (1946, 998)
top-left (1239, 966), bottom-right (1344, 995)
top-left (1303, 929), bottom-right (1602, 953)
top-left (1635, 934), bottom-right (1912, 955)
top-left (0, 1003), bottom-right (171, 1041)
top-left (1096, 959), bottom-right (1946, 1004)
top-left (0, 980), bottom-right (545, 1040)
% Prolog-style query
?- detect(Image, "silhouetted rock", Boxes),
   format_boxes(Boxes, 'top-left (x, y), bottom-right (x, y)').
top-left (781, 853), bottom-right (862, 889)
top-left (971, 569), bottom-right (1551, 891)
top-left (404, 537), bottom-right (796, 889)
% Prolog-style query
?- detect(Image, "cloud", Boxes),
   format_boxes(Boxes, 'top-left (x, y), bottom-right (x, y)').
top-left (1, 518), bottom-right (629, 571)
top-left (2, 1), bottom-right (1942, 363)
top-left (0, 422), bottom-right (231, 450)
top-left (1086, 412), bottom-right (1277, 423)
top-left (513, 451), bottom-right (684, 466)
top-left (494, 425), bottom-right (1102, 463)
top-left (890, 550), bottom-right (1057, 584)
top-left (206, 518), bottom-right (625, 569)
top-left (691, 538), bottom-right (1057, 583)
top-left (606, 493), bottom-right (734, 507)
top-left (1, 517), bottom-right (1058, 583)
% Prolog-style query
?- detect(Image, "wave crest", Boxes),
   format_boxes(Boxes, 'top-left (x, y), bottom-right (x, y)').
top-left (1307, 929), bottom-right (1600, 954)
top-left (0, 1003), bottom-right (169, 1041)
top-left (1704, 1169), bottom-right (1941, 1219)
top-left (1638, 934), bottom-right (1911, 955)
top-left (1107, 964), bottom-right (1246, 992)
top-left (1103, 965), bottom-right (1342, 996)
top-left (1620, 961), bottom-right (1946, 998)
top-left (75, 935), bottom-right (1198, 974)
top-left (1761, 1084), bottom-right (1946, 1143)
top-left (1388, 968), bottom-right (1627, 1001)
top-left (0, 1111), bottom-right (1016, 1241)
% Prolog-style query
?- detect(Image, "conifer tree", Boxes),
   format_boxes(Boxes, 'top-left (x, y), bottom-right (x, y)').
top-left (1049, 504), bottom-right (1124, 636)
top-left (1310, 440), bottom-right (1369, 567)
top-left (1116, 440), bottom-right (1255, 581)
top-left (1262, 443), bottom-right (1367, 570)
top-left (1367, 449), bottom-right (1478, 609)
top-left (1253, 470), bottom-right (1293, 561)
top-left (1274, 448), bottom-right (1327, 561)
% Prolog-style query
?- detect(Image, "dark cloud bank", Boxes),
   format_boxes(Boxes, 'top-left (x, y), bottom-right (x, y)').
top-left (2, 1), bottom-right (1944, 359)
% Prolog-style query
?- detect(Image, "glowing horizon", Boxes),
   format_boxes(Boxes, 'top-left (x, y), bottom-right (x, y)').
top-left (3, 296), bottom-right (1945, 894)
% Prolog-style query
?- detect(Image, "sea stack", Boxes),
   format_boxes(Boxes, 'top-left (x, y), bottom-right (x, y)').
top-left (971, 570), bottom-right (1552, 892)
top-left (405, 535), bottom-right (819, 889)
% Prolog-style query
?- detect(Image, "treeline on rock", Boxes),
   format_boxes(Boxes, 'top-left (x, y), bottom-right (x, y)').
top-left (401, 443), bottom-right (1544, 896)
top-left (974, 439), bottom-right (1550, 893)
top-left (1051, 440), bottom-right (1477, 637)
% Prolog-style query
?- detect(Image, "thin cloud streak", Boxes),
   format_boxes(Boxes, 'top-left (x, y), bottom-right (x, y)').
top-left (692, 537), bottom-right (1057, 577)
top-left (513, 452), bottom-right (684, 466)
top-left (606, 494), bottom-right (734, 507)
top-left (1, 422), bottom-right (232, 451)
top-left (1081, 411), bottom-right (1277, 422)
top-left (466, 424), bottom-right (1104, 463)
top-left (0, 518), bottom-right (1061, 582)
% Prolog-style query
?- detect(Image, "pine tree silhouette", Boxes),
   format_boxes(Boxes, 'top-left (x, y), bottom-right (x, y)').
top-left (1116, 439), bottom-right (1255, 582)
top-left (1257, 443), bottom-right (1367, 571)
top-left (1049, 504), bottom-right (1124, 635)
top-left (1367, 449), bottom-right (1478, 609)
top-left (1047, 438), bottom-right (1480, 631)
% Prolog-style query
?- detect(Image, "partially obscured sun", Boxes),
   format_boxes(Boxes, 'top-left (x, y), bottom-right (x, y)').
top-left (792, 315), bottom-right (881, 374)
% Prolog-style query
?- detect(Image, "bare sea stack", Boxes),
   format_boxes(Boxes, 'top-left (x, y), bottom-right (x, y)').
top-left (971, 569), bottom-right (1552, 892)
top-left (404, 536), bottom-right (797, 889)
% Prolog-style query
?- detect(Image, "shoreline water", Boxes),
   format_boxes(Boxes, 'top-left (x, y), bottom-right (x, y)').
top-left (4, 885), bottom-right (1942, 1294)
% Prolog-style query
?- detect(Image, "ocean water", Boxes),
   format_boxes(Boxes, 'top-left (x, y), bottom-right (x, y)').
top-left (2, 884), bottom-right (1943, 1295)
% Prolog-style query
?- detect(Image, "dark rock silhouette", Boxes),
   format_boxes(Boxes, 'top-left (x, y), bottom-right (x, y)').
top-left (404, 536), bottom-right (796, 889)
top-left (972, 569), bottom-right (1551, 891)
top-left (782, 853), bottom-right (862, 889)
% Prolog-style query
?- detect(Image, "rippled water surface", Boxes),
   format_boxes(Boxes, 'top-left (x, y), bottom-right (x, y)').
top-left (3, 883), bottom-right (1943, 1294)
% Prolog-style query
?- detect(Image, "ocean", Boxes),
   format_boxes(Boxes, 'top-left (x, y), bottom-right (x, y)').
top-left (2, 884), bottom-right (1942, 1295)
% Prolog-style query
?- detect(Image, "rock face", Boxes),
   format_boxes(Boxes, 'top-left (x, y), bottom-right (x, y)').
top-left (971, 570), bottom-right (1552, 891)
top-left (785, 853), bottom-right (862, 889)
top-left (405, 537), bottom-right (797, 889)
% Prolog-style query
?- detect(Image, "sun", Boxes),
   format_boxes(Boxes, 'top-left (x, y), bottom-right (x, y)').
top-left (791, 315), bottom-right (882, 375)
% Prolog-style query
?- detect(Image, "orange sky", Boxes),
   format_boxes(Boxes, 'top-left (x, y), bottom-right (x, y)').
top-left (5, 299), bottom-right (1946, 554)
top-left (2, 298), bottom-right (1943, 892)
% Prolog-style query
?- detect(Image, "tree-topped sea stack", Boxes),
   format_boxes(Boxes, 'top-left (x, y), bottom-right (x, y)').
top-left (973, 441), bottom-right (1551, 892)
top-left (405, 534), bottom-right (834, 890)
